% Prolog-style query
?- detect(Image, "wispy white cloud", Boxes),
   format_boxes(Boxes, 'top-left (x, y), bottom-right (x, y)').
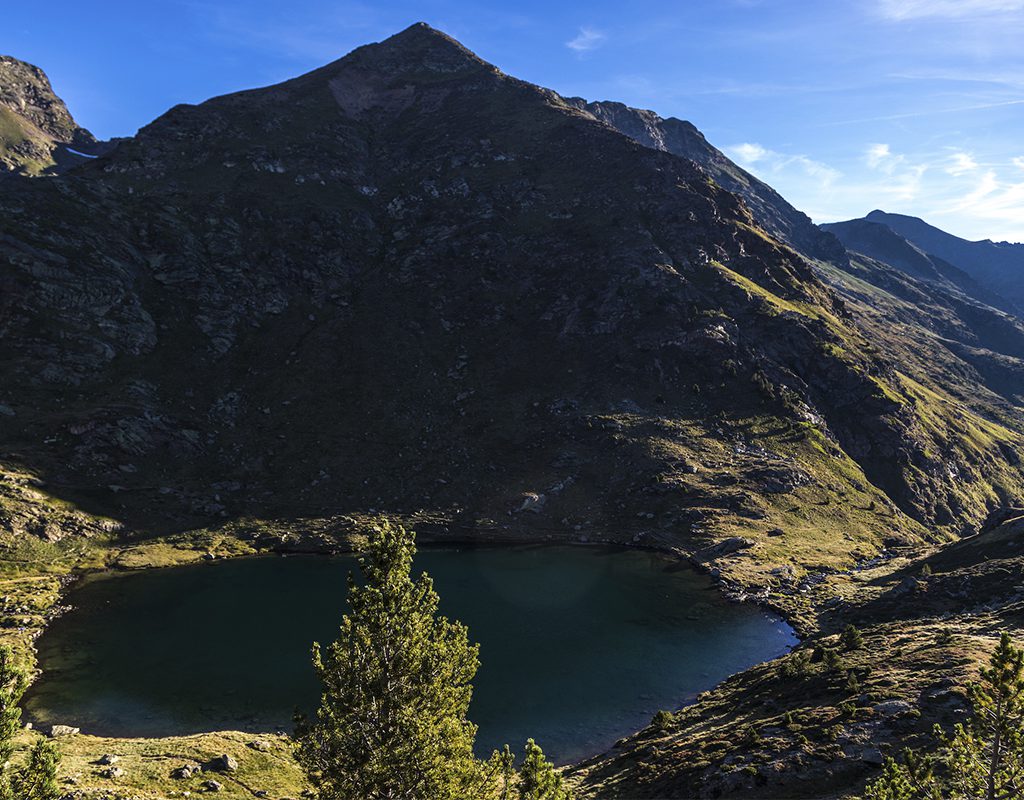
top-left (822, 99), bottom-right (1024, 127)
top-left (927, 159), bottom-right (1024, 239)
top-left (865, 143), bottom-right (904, 173)
top-left (877, 0), bottom-right (1024, 20)
top-left (727, 142), bottom-right (841, 187)
top-left (855, 144), bottom-right (927, 202)
top-left (744, 140), bottom-right (1024, 242)
top-left (731, 142), bottom-right (769, 163)
top-left (946, 151), bottom-right (979, 176)
top-left (566, 26), bottom-right (607, 53)
top-left (888, 68), bottom-right (1024, 90)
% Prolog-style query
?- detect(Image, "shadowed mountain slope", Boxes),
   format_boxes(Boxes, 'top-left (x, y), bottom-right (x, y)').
top-left (6, 23), bottom-right (1024, 800)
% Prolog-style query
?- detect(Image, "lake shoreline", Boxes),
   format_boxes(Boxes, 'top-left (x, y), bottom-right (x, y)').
top-left (26, 543), bottom-right (797, 766)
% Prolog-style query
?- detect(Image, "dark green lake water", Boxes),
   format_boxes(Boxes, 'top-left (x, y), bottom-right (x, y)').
top-left (26, 546), bottom-right (796, 763)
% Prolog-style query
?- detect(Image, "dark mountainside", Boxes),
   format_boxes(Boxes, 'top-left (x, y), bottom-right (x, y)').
top-left (831, 210), bottom-right (1024, 311)
top-left (0, 55), bottom-right (102, 175)
top-left (3, 22), bottom-right (1024, 800)
top-left (5, 23), bottom-right (992, 554)
top-left (567, 98), bottom-right (849, 265)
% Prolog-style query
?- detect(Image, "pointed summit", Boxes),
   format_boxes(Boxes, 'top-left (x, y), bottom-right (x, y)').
top-left (386, 21), bottom-right (469, 49)
top-left (340, 22), bottom-right (494, 78)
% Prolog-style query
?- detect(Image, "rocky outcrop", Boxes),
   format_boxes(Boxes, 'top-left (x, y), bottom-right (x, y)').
top-left (0, 55), bottom-right (99, 175)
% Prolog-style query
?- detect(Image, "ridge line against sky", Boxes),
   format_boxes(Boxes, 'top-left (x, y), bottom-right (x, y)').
top-left (6, 0), bottom-right (1023, 242)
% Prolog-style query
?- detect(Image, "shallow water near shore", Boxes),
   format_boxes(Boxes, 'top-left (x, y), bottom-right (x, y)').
top-left (26, 545), bottom-right (796, 763)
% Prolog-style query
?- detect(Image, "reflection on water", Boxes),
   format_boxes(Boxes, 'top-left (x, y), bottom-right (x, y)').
top-left (26, 545), bottom-right (796, 763)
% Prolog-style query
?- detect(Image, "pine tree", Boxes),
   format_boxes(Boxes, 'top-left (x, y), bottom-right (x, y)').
top-left (12, 739), bottom-right (61, 800)
top-left (517, 739), bottom-right (571, 800)
top-left (862, 633), bottom-right (1024, 800)
top-left (0, 646), bottom-right (26, 800)
top-left (945, 632), bottom-right (1024, 800)
top-left (840, 624), bottom-right (864, 651)
top-left (863, 750), bottom-right (939, 800)
top-left (0, 646), bottom-right (61, 800)
top-left (491, 744), bottom-right (516, 800)
top-left (296, 521), bottom-right (484, 800)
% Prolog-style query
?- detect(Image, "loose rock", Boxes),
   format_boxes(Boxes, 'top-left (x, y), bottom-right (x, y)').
top-left (210, 753), bottom-right (238, 772)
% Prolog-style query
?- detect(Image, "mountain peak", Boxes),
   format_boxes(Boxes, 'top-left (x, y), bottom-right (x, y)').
top-left (0, 54), bottom-right (96, 175)
top-left (337, 22), bottom-right (493, 78)
top-left (866, 209), bottom-right (924, 225)
top-left (0, 55), bottom-right (90, 141)
top-left (388, 21), bottom-right (458, 45)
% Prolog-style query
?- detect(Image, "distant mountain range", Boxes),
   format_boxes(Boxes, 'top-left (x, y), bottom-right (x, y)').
top-left (3, 23), bottom-right (1024, 799)
top-left (823, 211), bottom-right (1024, 314)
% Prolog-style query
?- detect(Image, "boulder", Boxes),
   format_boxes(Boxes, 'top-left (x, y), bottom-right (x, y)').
top-left (862, 748), bottom-right (885, 765)
top-left (49, 724), bottom-right (79, 737)
top-left (894, 576), bottom-right (924, 595)
top-left (210, 753), bottom-right (238, 772)
top-left (202, 779), bottom-right (224, 792)
top-left (694, 537), bottom-right (755, 561)
top-left (172, 764), bottom-right (202, 779)
top-left (770, 564), bottom-right (797, 581)
top-left (873, 699), bottom-right (913, 716)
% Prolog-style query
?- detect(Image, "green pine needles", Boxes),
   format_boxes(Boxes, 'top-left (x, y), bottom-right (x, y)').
top-left (297, 521), bottom-right (573, 800)
top-left (0, 647), bottom-right (60, 800)
top-left (864, 633), bottom-right (1024, 800)
top-left (517, 739), bottom-right (572, 800)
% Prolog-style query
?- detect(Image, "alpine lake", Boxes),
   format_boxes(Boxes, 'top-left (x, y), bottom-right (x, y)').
top-left (25, 545), bottom-right (796, 764)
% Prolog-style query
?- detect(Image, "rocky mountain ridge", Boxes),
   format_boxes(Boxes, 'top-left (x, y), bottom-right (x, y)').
top-left (0, 55), bottom-right (101, 175)
top-left (566, 97), bottom-right (849, 265)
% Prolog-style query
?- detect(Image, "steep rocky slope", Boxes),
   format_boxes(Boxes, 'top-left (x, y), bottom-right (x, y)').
top-left (817, 253), bottom-right (1024, 408)
top-left (0, 55), bottom-right (100, 175)
top-left (566, 98), bottom-right (848, 265)
top-left (564, 97), bottom-right (1024, 539)
top-left (2, 23), bottom-right (1023, 596)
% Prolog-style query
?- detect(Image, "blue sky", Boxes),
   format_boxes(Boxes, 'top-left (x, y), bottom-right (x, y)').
top-left (6, 0), bottom-right (1023, 242)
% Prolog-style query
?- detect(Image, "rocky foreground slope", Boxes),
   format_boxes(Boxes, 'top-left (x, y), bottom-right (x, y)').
top-left (2, 22), bottom-right (1024, 800)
